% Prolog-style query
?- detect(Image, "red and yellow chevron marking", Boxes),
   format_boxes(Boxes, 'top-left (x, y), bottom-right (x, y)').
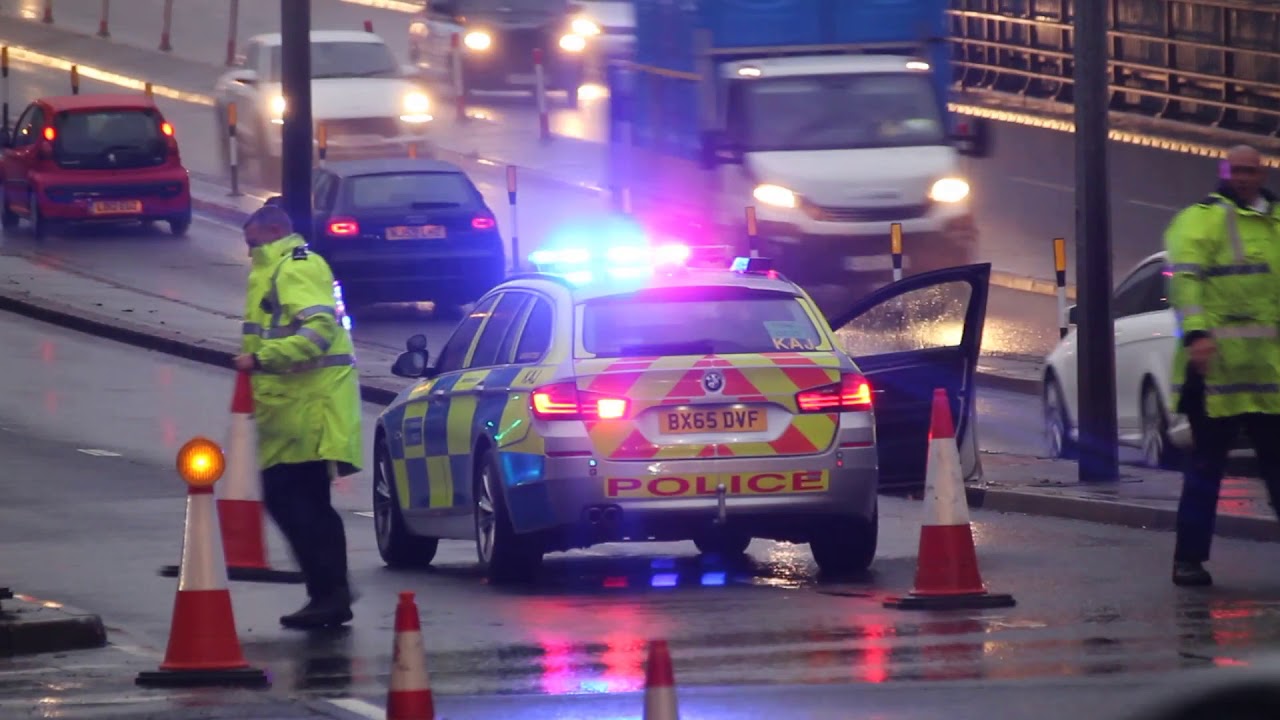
top-left (576, 352), bottom-right (845, 460)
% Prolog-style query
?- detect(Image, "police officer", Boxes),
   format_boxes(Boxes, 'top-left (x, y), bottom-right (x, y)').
top-left (1165, 144), bottom-right (1280, 587)
top-left (232, 203), bottom-right (363, 626)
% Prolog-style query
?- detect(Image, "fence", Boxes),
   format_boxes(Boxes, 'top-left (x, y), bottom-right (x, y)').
top-left (949, 0), bottom-right (1280, 136)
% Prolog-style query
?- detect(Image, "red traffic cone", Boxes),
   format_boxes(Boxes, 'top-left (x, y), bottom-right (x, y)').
top-left (137, 438), bottom-right (269, 688)
top-left (643, 639), bottom-right (679, 720)
top-left (386, 592), bottom-right (435, 720)
top-left (884, 388), bottom-right (1015, 611)
top-left (160, 372), bottom-right (303, 583)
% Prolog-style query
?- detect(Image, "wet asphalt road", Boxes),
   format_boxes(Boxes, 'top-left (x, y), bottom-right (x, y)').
top-left (3, 312), bottom-right (1280, 718)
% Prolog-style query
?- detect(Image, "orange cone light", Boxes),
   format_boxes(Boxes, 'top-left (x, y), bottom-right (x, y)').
top-left (643, 639), bottom-right (679, 720)
top-left (884, 388), bottom-right (1015, 611)
top-left (386, 591), bottom-right (435, 719)
top-left (137, 437), bottom-right (269, 688)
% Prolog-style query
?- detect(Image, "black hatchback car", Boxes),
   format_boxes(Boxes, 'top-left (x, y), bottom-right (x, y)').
top-left (409, 0), bottom-right (590, 106)
top-left (307, 158), bottom-right (506, 309)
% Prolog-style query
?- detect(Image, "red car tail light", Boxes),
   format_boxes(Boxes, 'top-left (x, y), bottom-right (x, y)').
top-left (160, 121), bottom-right (175, 137)
top-left (42, 127), bottom-right (56, 142)
top-left (796, 373), bottom-right (873, 413)
top-left (327, 217), bottom-right (360, 236)
top-left (531, 381), bottom-right (630, 421)
top-left (472, 215), bottom-right (496, 230)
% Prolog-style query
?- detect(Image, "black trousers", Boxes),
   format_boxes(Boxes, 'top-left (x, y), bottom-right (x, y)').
top-left (262, 460), bottom-right (351, 600)
top-left (1174, 371), bottom-right (1280, 563)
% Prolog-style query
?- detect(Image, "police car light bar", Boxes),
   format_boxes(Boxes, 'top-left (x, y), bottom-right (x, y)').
top-left (527, 243), bottom-right (691, 285)
top-left (731, 256), bottom-right (773, 274)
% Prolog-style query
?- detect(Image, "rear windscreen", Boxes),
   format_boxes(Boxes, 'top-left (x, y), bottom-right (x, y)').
top-left (579, 287), bottom-right (826, 357)
top-left (343, 172), bottom-right (478, 211)
top-left (53, 109), bottom-right (166, 170)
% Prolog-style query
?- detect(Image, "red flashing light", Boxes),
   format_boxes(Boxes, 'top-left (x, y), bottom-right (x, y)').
top-left (42, 126), bottom-right (55, 142)
top-left (327, 217), bottom-right (359, 236)
top-left (160, 121), bottom-right (174, 137)
top-left (472, 215), bottom-right (496, 230)
top-left (531, 381), bottom-right (630, 421)
top-left (796, 373), bottom-right (873, 413)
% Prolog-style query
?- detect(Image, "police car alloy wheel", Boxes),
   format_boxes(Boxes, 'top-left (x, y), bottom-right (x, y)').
top-left (373, 441), bottom-right (438, 568)
top-left (474, 448), bottom-right (541, 582)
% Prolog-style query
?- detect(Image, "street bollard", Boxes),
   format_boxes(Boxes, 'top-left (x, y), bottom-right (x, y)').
top-left (890, 222), bottom-right (903, 282)
top-left (450, 33), bottom-right (465, 122)
top-left (225, 0), bottom-right (240, 66)
top-left (159, 0), bottom-right (173, 52)
top-left (227, 102), bottom-right (242, 197)
top-left (532, 48), bottom-right (549, 142)
top-left (42, 0), bottom-right (52, 24)
top-left (363, 19), bottom-right (373, 32)
top-left (1, 47), bottom-right (8, 133)
top-left (745, 206), bottom-right (758, 258)
top-left (317, 121), bottom-right (327, 166)
top-left (70, 65), bottom-right (79, 95)
top-left (507, 166), bottom-right (521, 272)
top-left (98, 0), bottom-right (110, 38)
top-left (1054, 237), bottom-right (1069, 338)
top-left (144, 81), bottom-right (153, 99)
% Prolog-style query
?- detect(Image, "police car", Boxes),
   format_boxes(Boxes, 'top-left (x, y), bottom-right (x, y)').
top-left (371, 239), bottom-right (990, 582)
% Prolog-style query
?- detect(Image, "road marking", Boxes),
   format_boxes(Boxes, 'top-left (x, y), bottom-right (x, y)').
top-left (352, 511), bottom-right (375, 518)
top-left (1129, 199), bottom-right (1180, 212)
top-left (339, 0), bottom-right (420, 11)
top-left (324, 698), bottom-right (385, 719)
top-left (77, 448), bottom-right (121, 457)
top-left (1010, 176), bottom-right (1073, 193)
top-left (0, 694), bottom-right (176, 707)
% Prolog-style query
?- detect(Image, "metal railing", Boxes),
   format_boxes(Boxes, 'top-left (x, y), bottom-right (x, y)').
top-left (948, 0), bottom-right (1280, 136)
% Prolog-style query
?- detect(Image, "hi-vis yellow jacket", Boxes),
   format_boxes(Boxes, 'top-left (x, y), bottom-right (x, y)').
top-left (1165, 188), bottom-right (1280, 418)
top-left (241, 233), bottom-right (362, 474)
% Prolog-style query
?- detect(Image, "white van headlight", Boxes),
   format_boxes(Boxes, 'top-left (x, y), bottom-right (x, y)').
top-left (269, 95), bottom-right (286, 124)
top-left (464, 31), bottom-right (492, 51)
top-left (752, 183), bottom-right (797, 209)
top-left (400, 91), bottom-right (431, 122)
top-left (929, 177), bottom-right (970, 203)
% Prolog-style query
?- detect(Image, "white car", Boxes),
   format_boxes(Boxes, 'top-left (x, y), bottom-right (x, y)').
top-left (214, 30), bottom-right (434, 187)
top-left (1043, 251), bottom-right (1192, 469)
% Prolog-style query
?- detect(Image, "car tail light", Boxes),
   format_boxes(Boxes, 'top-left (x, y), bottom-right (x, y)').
top-left (796, 373), bottom-right (873, 413)
top-left (531, 381), bottom-right (630, 421)
top-left (160, 121), bottom-right (174, 137)
top-left (327, 217), bottom-right (359, 236)
top-left (472, 215), bottom-right (496, 230)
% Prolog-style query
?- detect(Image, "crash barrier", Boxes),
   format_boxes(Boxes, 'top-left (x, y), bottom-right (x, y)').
top-left (1, 47), bottom-right (8, 133)
top-left (884, 388), bottom-right (1016, 611)
top-left (69, 63), bottom-right (78, 95)
top-left (136, 437), bottom-right (270, 688)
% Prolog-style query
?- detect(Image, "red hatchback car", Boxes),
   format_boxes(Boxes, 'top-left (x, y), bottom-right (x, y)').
top-left (1, 93), bottom-right (193, 238)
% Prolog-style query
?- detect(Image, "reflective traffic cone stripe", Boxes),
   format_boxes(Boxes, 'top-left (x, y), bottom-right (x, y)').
top-left (137, 485), bottom-right (268, 687)
top-left (643, 639), bottom-right (678, 720)
top-left (386, 591), bottom-right (434, 720)
top-left (883, 388), bottom-right (1015, 611)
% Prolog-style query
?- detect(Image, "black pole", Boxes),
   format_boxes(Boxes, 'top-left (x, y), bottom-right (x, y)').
top-left (280, 0), bottom-right (313, 241)
top-left (1073, 0), bottom-right (1119, 481)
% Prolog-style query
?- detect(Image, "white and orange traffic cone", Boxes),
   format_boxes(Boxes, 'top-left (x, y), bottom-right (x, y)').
top-left (137, 437), bottom-right (269, 688)
top-left (643, 639), bottom-right (679, 720)
top-left (884, 388), bottom-right (1015, 611)
top-left (386, 591), bottom-right (435, 720)
top-left (160, 372), bottom-right (303, 583)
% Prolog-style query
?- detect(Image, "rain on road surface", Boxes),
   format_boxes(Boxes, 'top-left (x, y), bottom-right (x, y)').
top-left (3, 312), bottom-right (1280, 717)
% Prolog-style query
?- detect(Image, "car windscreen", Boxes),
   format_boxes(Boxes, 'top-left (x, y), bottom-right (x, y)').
top-left (463, 0), bottom-right (566, 11)
top-left (579, 286), bottom-right (825, 358)
top-left (268, 41), bottom-right (398, 81)
top-left (52, 109), bottom-right (167, 170)
top-left (342, 172), bottom-right (479, 211)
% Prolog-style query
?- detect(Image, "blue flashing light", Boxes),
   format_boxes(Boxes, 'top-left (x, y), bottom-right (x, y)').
top-left (527, 242), bottom-right (691, 285)
top-left (731, 256), bottom-right (774, 274)
top-left (700, 571), bottom-right (726, 586)
top-left (650, 573), bottom-right (678, 588)
top-left (650, 557), bottom-right (676, 569)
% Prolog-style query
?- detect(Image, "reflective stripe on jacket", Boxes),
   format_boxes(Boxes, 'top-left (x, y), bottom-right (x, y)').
top-left (1166, 191), bottom-right (1280, 417)
top-left (241, 233), bottom-right (363, 473)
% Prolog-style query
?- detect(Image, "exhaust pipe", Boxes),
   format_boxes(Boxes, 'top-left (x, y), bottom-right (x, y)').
top-left (586, 507), bottom-right (603, 524)
top-left (602, 506), bottom-right (620, 524)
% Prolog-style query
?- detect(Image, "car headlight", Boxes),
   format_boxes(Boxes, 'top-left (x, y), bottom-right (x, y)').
top-left (401, 91), bottom-right (431, 122)
top-left (571, 17), bottom-right (601, 36)
top-left (559, 33), bottom-right (587, 52)
top-left (463, 31), bottom-right (491, 51)
top-left (753, 183), bottom-right (797, 209)
top-left (929, 177), bottom-right (970, 203)
top-left (409, 21), bottom-right (428, 36)
top-left (270, 94), bottom-right (286, 117)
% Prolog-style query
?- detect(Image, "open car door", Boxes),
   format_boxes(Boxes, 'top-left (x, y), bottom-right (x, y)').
top-left (825, 263), bottom-right (991, 492)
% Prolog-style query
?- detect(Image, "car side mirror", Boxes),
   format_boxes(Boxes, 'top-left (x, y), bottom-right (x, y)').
top-left (392, 349), bottom-right (430, 378)
top-left (1066, 304), bottom-right (1078, 325)
top-left (229, 69), bottom-right (259, 85)
top-left (405, 333), bottom-right (428, 352)
top-left (951, 116), bottom-right (991, 158)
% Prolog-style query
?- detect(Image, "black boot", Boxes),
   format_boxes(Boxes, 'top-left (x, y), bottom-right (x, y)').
top-left (1173, 561), bottom-right (1212, 587)
top-left (280, 587), bottom-right (355, 629)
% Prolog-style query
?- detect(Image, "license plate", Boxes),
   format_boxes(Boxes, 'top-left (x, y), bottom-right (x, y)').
top-left (507, 73), bottom-right (537, 85)
top-left (660, 407), bottom-right (767, 435)
top-left (386, 225), bottom-right (446, 240)
top-left (91, 200), bottom-right (142, 215)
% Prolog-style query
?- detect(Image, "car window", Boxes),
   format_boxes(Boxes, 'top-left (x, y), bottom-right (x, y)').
top-left (313, 173), bottom-right (337, 211)
top-left (1113, 261), bottom-right (1165, 318)
top-left (833, 280), bottom-right (972, 356)
top-left (580, 286), bottom-right (823, 358)
top-left (468, 293), bottom-right (530, 369)
top-left (267, 41), bottom-right (398, 81)
top-left (343, 172), bottom-right (478, 211)
top-left (51, 109), bottom-right (166, 170)
top-left (435, 295), bottom-right (499, 374)
top-left (512, 296), bottom-right (553, 363)
top-left (11, 105), bottom-right (44, 148)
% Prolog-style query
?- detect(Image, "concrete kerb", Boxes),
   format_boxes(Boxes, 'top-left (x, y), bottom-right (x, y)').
top-left (1, 594), bottom-right (107, 657)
